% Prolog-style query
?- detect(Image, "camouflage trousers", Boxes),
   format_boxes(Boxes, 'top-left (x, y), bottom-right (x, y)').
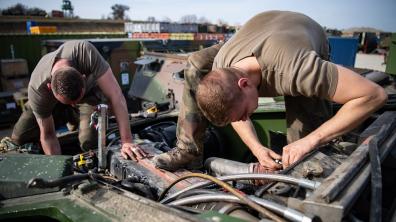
top-left (11, 102), bottom-right (98, 152)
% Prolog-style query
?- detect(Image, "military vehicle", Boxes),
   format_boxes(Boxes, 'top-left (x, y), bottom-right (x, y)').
top-left (1, 49), bottom-right (396, 222)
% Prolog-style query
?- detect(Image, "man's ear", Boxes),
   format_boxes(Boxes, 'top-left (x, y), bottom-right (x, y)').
top-left (47, 83), bottom-right (51, 90)
top-left (237, 78), bottom-right (249, 89)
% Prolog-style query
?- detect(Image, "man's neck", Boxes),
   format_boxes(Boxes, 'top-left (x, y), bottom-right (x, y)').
top-left (232, 57), bottom-right (262, 87)
top-left (51, 59), bottom-right (70, 75)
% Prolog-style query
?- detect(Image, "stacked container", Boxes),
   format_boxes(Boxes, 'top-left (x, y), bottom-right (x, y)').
top-left (125, 22), bottom-right (198, 33)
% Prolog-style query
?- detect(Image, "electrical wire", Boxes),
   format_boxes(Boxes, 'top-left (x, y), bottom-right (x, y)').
top-left (159, 172), bottom-right (285, 222)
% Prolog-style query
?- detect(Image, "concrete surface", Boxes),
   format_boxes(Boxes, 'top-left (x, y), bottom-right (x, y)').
top-left (354, 53), bottom-right (386, 72)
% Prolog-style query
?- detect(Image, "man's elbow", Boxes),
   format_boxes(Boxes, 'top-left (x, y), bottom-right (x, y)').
top-left (370, 86), bottom-right (387, 110)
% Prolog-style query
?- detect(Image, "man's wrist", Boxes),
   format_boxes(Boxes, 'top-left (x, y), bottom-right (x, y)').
top-left (121, 139), bottom-right (133, 144)
top-left (306, 132), bottom-right (323, 149)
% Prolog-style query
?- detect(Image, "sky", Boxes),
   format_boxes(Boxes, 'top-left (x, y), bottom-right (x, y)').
top-left (1, 0), bottom-right (395, 32)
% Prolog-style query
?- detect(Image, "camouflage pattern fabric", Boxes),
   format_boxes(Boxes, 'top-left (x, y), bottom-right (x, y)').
top-left (175, 43), bottom-right (223, 154)
top-left (11, 101), bottom-right (98, 152)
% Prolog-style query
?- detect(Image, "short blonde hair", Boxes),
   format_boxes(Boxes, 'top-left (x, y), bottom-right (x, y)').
top-left (196, 67), bottom-right (245, 126)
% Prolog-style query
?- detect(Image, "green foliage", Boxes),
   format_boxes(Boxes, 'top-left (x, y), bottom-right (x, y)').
top-left (1, 3), bottom-right (47, 16)
top-left (111, 4), bottom-right (130, 20)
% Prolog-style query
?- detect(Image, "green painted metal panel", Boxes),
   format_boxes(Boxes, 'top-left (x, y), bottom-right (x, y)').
top-left (0, 154), bottom-right (73, 199)
top-left (217, 98), bottom-right (286, 162)
top-left (0, 196), bottom-right (112, 222)
top-left (386, 33), bottom-right (396, 75)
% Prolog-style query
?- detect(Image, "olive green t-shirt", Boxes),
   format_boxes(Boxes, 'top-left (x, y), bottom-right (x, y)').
top-left (213, 10), bottom-right (338, 99)
top-left (28, 40), bottom-right (110, 118)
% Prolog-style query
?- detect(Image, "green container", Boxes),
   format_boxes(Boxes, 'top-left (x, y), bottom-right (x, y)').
top-left (216, 97), bottom-right (286, 162)
top-left (0, 33), bottom-right (126, 74)
top-left (386, 33), bottom-right (396, 76)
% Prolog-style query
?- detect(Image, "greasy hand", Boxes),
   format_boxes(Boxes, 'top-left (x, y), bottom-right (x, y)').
top-left (282, 138), bottom-right (315, 169)
top-left (253, 147), bottom-right (282, 170)
top-left (121, 143), bottom-right (149, 161)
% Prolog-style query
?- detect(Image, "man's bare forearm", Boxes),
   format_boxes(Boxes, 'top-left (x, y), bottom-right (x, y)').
top-left (231, 119), bottom-right (265, 154)
top-left (40, 134), bottom-right (61, 155)
top-left (36, 116), bottom-right (61, 155)
top-left (109, 95), bottom-right (133, 144)
top-left (304, 92), bottom-right (386, 148)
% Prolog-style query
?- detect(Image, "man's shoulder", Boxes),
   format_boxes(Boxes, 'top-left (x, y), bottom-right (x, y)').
top-left (62, 40), bottom-right (92, 48)
top-left (29, 53), bottom-right (55, 89)
top-left (188, 44), bottom-right (223, 71)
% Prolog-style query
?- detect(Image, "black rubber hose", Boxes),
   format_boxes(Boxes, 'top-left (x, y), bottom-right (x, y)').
top-left (27, 173), bottom-right (90, 189)
top-left (368, 134), bottom-right (382, 222)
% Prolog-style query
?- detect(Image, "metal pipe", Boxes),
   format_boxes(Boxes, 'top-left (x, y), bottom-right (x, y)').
top-left (161, 174), bottom-right (320, 204)
top-left (205, 157), bottom-right (274, 185)
top-left (97, 104), bottom-right (108, 170)
top-left (159, 172), bottom-right (285, 222)
top-left (205, 157), bottom-right (251, 176)
top-left (168, 194), bottom-right (313, 222)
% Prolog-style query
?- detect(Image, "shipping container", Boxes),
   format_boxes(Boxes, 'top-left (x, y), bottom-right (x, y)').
top-left (328, 36), bottom-right (359, 67)
top-left (194, 33), bottom-right (225, 41)
top-left (125, 22), bottom-right (198, 33)
top-left (385, 33), bottom-right (396, 76)
top-left (30, 26), bottom-right (58, 34)
top-left (207, 25), bottom-right (217, 33)
top-left (25, 20), bottom-right (37, 34)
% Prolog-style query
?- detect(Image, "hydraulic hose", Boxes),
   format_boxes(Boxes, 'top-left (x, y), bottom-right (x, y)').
top-left (168, 193), bottom-right (313, 222)
top-left (159, 173), bottom-right (285, 222)
top-left (160, 173), bottom-right (320, 204)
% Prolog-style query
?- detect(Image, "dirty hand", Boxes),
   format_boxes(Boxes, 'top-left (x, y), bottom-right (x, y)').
top-left (253, 147), bottom-right (282, 170)
top-left (121, 143), bottom-right (148, 161)
top-left (282, 138), bottom-right (315, 169)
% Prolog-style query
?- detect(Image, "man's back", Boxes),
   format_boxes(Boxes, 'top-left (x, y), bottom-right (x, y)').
top-left (214, 10), bottom-right (337, 99)
top-left (28, 40), bottom-right (109, 119)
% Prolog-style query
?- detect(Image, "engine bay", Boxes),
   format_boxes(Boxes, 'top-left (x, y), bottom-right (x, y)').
top-left (8, 109), bottom-right (391, 222)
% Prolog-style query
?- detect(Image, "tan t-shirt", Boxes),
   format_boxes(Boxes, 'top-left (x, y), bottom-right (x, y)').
top-left (213, 10), bottom-right (338, 99)
top-left (28, 40), bottom-right (109, 118)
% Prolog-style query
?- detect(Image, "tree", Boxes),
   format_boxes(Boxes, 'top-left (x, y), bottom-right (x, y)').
top-left (217, 18), bottom-right (228, 26)
top-left (161, 16), bottom-right (172, 22)
top-left (1, 3), bottom-right (27, 16)
top-left (27, 7), bottom-right (47, 16)
top-left (1, 3), bottom-right (47, 17)
top-left (111, 4), bottom-right (130, 20)
top-left (198, 16), bottom-right (210, 24)
top-left (147, 16), bottom-right (156, 22)
top-left (179, 14), bottom-right (197, 24)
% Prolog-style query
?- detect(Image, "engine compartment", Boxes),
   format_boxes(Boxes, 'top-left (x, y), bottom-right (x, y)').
top-left (58, 110), bottom-right (395, 222)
